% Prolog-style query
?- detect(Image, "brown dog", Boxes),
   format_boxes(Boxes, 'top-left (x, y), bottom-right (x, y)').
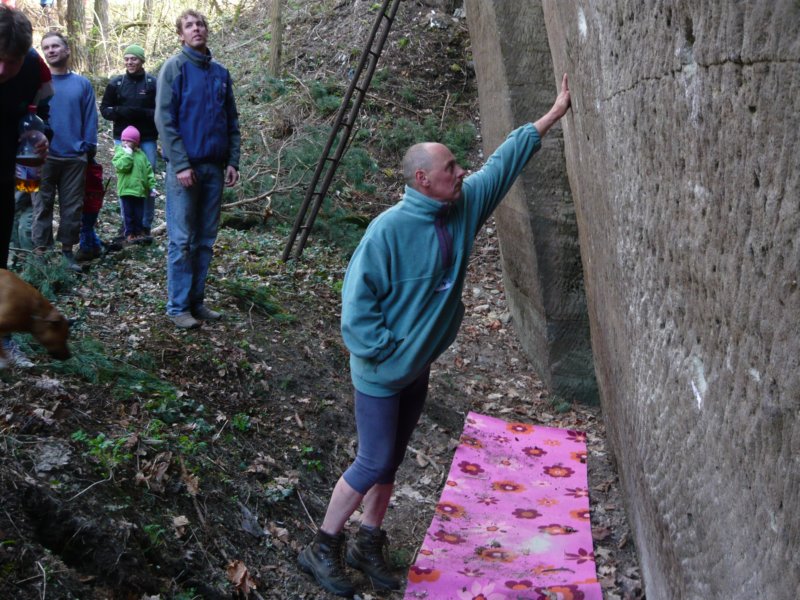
top-left (0, 269), bottom-right (71, 367)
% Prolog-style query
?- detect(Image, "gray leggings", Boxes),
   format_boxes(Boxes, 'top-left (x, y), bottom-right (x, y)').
top-left (342, 367), bottom-right (431, 494)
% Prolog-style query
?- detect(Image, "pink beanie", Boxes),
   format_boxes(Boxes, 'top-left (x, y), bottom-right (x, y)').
top-left (120, 125), bottom-right (140, 144)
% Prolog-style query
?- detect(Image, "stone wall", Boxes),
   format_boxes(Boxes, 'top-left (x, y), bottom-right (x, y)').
top-left (468, 1), bottom-right (800, 598)
top-left (465, 0), bottom-right (597, 404)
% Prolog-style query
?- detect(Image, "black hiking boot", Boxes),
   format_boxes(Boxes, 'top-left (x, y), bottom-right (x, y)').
top-left (345, 525), bottom-right (402, 591)
top-left (298, 530), bottom-right (356, 598)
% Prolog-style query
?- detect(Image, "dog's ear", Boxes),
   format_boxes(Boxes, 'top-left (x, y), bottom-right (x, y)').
top-left (40, 309), bottom-right (68, 325)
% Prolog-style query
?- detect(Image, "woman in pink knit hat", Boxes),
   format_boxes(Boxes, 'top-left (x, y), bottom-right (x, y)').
top-left (112, 125), bottom-right (156, 242)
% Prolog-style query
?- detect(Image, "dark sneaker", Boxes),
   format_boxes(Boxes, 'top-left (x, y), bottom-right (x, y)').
top-left (61, 250), bottom-right (83, 273)
top-left (75, 246), bottom-right (101, 262)
top-left (345, 526), bottom-right (402, 591)
top-left (103, 239), bottom-right (124, 253)
top-left (168, 312), bottom-right (201, 329)
top-left (192, 305), bottom-right (221, 321)
top-left (298, 530), bottom-right (356, 598)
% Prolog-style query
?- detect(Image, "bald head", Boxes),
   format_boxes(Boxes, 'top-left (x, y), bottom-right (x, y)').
top-left (402, 143), bottom-right (435, 187)
top-left (402, 142), bottom-right (466, 203)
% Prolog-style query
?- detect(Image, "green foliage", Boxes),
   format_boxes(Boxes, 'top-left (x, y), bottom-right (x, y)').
top-left (441, 121), bottom-right (478, 165)
top-left (145, 395), bottom-right (205, 426)
top-left (231, 413), bottom-right (251, 432)
top-left (336, 147), bottom-right (377, 193)
top-left (18, 255), bottom-right (79, 301)
top-left (71, 430), bottom-right (133, 476)
top-left (143, 523), bottom-right (167, 548)
top-left (400, 86), bottom-right (417, 105)
top-left (49, 338), bottom-right (178, 402)
top-left (262, 480), bottom-right (294, 505)
top-left (300, 445), bottom-right (323, 472)
top-left (177, 434), bottom-right (207, 455)
top-left (376, 116), bottom-right (477, 166)
top-left (215, 278), bottom-right (293, 320)
top-left (309, 80), bottom-right (343, 115)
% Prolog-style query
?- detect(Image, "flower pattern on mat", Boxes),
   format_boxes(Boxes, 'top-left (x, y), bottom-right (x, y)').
top-left (507, 422), bottom-right (535, 434)
top-left (477, 547), bottom-right (516, 562)
top-left (523, 445), bottom-right (548, 458)
top-left (458, 581), bottom-right (505, 600)
top-left (565, 487), bottom-right (589, 498)
top-left (565, 548), bottom-right (595, 564)
top-left (534, 584), bottom-right (586, 600)
top-left (408, 565), bottom-right (441, 583)
top-left (436, 501), bottom-right (466, 518)
top-left (539, 524), bottom-right (578, 536)
top-left (566, 430), bottom-right (587, 443)
top-left (570, 509), bottom-right (591, 521)
top-left (570, 450), bottom-right (588, 463)
top-left (544, 464), bottom-right (575, 478)
top-left (459, 461), bottom-right (486, 476)
top-left (433, 529), bottom-right (467, 545)
top-left (505, 579), bottom-right (533, 590)
top-left (512, 508), bottom-right (542, 519)
top-left (404, 412), bottom-right (601, 600)
top-left (491, 480), bottom-right (526, 493)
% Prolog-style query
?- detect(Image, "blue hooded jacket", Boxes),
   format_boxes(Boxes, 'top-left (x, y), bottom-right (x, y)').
top-left (155, 45), bottom-right (241, 171)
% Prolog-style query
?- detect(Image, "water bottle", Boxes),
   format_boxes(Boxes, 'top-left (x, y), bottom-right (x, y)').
top-left (15, 105), bottom-right (47, 193)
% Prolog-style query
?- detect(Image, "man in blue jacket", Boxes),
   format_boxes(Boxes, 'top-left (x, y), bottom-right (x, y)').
top-left (299, 75), bottom-right (572, 597)
top-left (155, 8), bottom-right (240, 329)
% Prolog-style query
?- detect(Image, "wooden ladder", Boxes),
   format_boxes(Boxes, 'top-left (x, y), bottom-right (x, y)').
top-left (282, 0), bottom-right (402, 260)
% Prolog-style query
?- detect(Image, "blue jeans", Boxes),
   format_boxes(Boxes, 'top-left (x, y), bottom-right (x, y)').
top-left (79, 211), bottom-right (101, 249)
top-left (120, 195), bottom-right (145, 237)
top-left (342, 367), bottom-right (431, 494)
top-left (114, 139), bottom-right (158, 230)
top-left (165, 161), bottom-right (224, 316)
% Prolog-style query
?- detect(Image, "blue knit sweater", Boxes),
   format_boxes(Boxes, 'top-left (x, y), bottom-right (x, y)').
top-left (49, 72), bottom-right (97, 158)
top-left (341, 123), bottom-right (542, 396)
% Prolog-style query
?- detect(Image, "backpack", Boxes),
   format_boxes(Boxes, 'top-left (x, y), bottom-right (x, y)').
top-left (84, 162), bottom-right (108, 213)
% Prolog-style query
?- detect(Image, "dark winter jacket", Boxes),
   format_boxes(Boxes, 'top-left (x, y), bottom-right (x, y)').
top-left (99, 70), bottom-right (158, 141)
top-left (0, 49), bottom-right (52, 181)
top-left (154, 45), bottom-right (240, 172)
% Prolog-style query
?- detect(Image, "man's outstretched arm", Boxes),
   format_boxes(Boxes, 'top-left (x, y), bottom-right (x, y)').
top-left (533, 72), bottom-right (571, 137)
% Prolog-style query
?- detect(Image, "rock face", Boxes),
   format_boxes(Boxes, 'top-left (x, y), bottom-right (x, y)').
top-left (465, 1), bottom-right (598, 404)
top-left (468, 1), bottom-right (800, 598)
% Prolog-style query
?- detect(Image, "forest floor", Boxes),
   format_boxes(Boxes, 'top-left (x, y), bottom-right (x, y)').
top-left (1, 2), bottom-right (643, 598)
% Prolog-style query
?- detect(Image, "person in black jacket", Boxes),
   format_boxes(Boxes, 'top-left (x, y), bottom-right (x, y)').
top-left (0, 5), bottom-right (52, 368)
top-left (100, 44), bottom-right (158, 235)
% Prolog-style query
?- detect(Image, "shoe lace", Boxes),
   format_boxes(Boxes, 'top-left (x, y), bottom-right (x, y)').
top-left (359, 530), bottom-right (391, 568)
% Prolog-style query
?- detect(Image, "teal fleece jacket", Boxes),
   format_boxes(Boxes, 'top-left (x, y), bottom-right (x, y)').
top-left (341, 123), bottom-right (541, 396)
top-left (112, 145), bottom-right (156, 198)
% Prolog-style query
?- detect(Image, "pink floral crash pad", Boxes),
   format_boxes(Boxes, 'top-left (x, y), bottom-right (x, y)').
top-left (404, 412), bottom-right (602, 600)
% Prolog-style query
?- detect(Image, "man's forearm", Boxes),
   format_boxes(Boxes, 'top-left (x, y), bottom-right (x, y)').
top-left (533, 73), bottom-right (571, 138)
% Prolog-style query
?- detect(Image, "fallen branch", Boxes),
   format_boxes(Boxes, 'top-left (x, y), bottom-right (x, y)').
top-left (67, 473), bottom-right (113, 502)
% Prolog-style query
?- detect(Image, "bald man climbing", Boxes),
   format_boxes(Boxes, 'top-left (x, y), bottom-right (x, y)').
top-left (299, 74), bottom-right (572, 598)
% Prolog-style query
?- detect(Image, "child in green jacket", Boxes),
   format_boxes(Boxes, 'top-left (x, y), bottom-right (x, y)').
top-left (112, 125), bottom-right (156, 242)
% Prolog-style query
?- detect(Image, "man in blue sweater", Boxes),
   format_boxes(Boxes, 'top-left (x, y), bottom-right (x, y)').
top-left (155, 9), bottom-right (240, 329)
top-left (299, 75), bottom-right (572, 597)
top-left (33, 30), bottom-right (97, 273)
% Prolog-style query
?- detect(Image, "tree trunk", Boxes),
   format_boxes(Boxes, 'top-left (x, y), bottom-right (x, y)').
top-left (269, 0), bottom-right (283, 77)
top-left (66, 0), bottom-right (87, 72)
top-left (90, 0), bottom-right (109, 74)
